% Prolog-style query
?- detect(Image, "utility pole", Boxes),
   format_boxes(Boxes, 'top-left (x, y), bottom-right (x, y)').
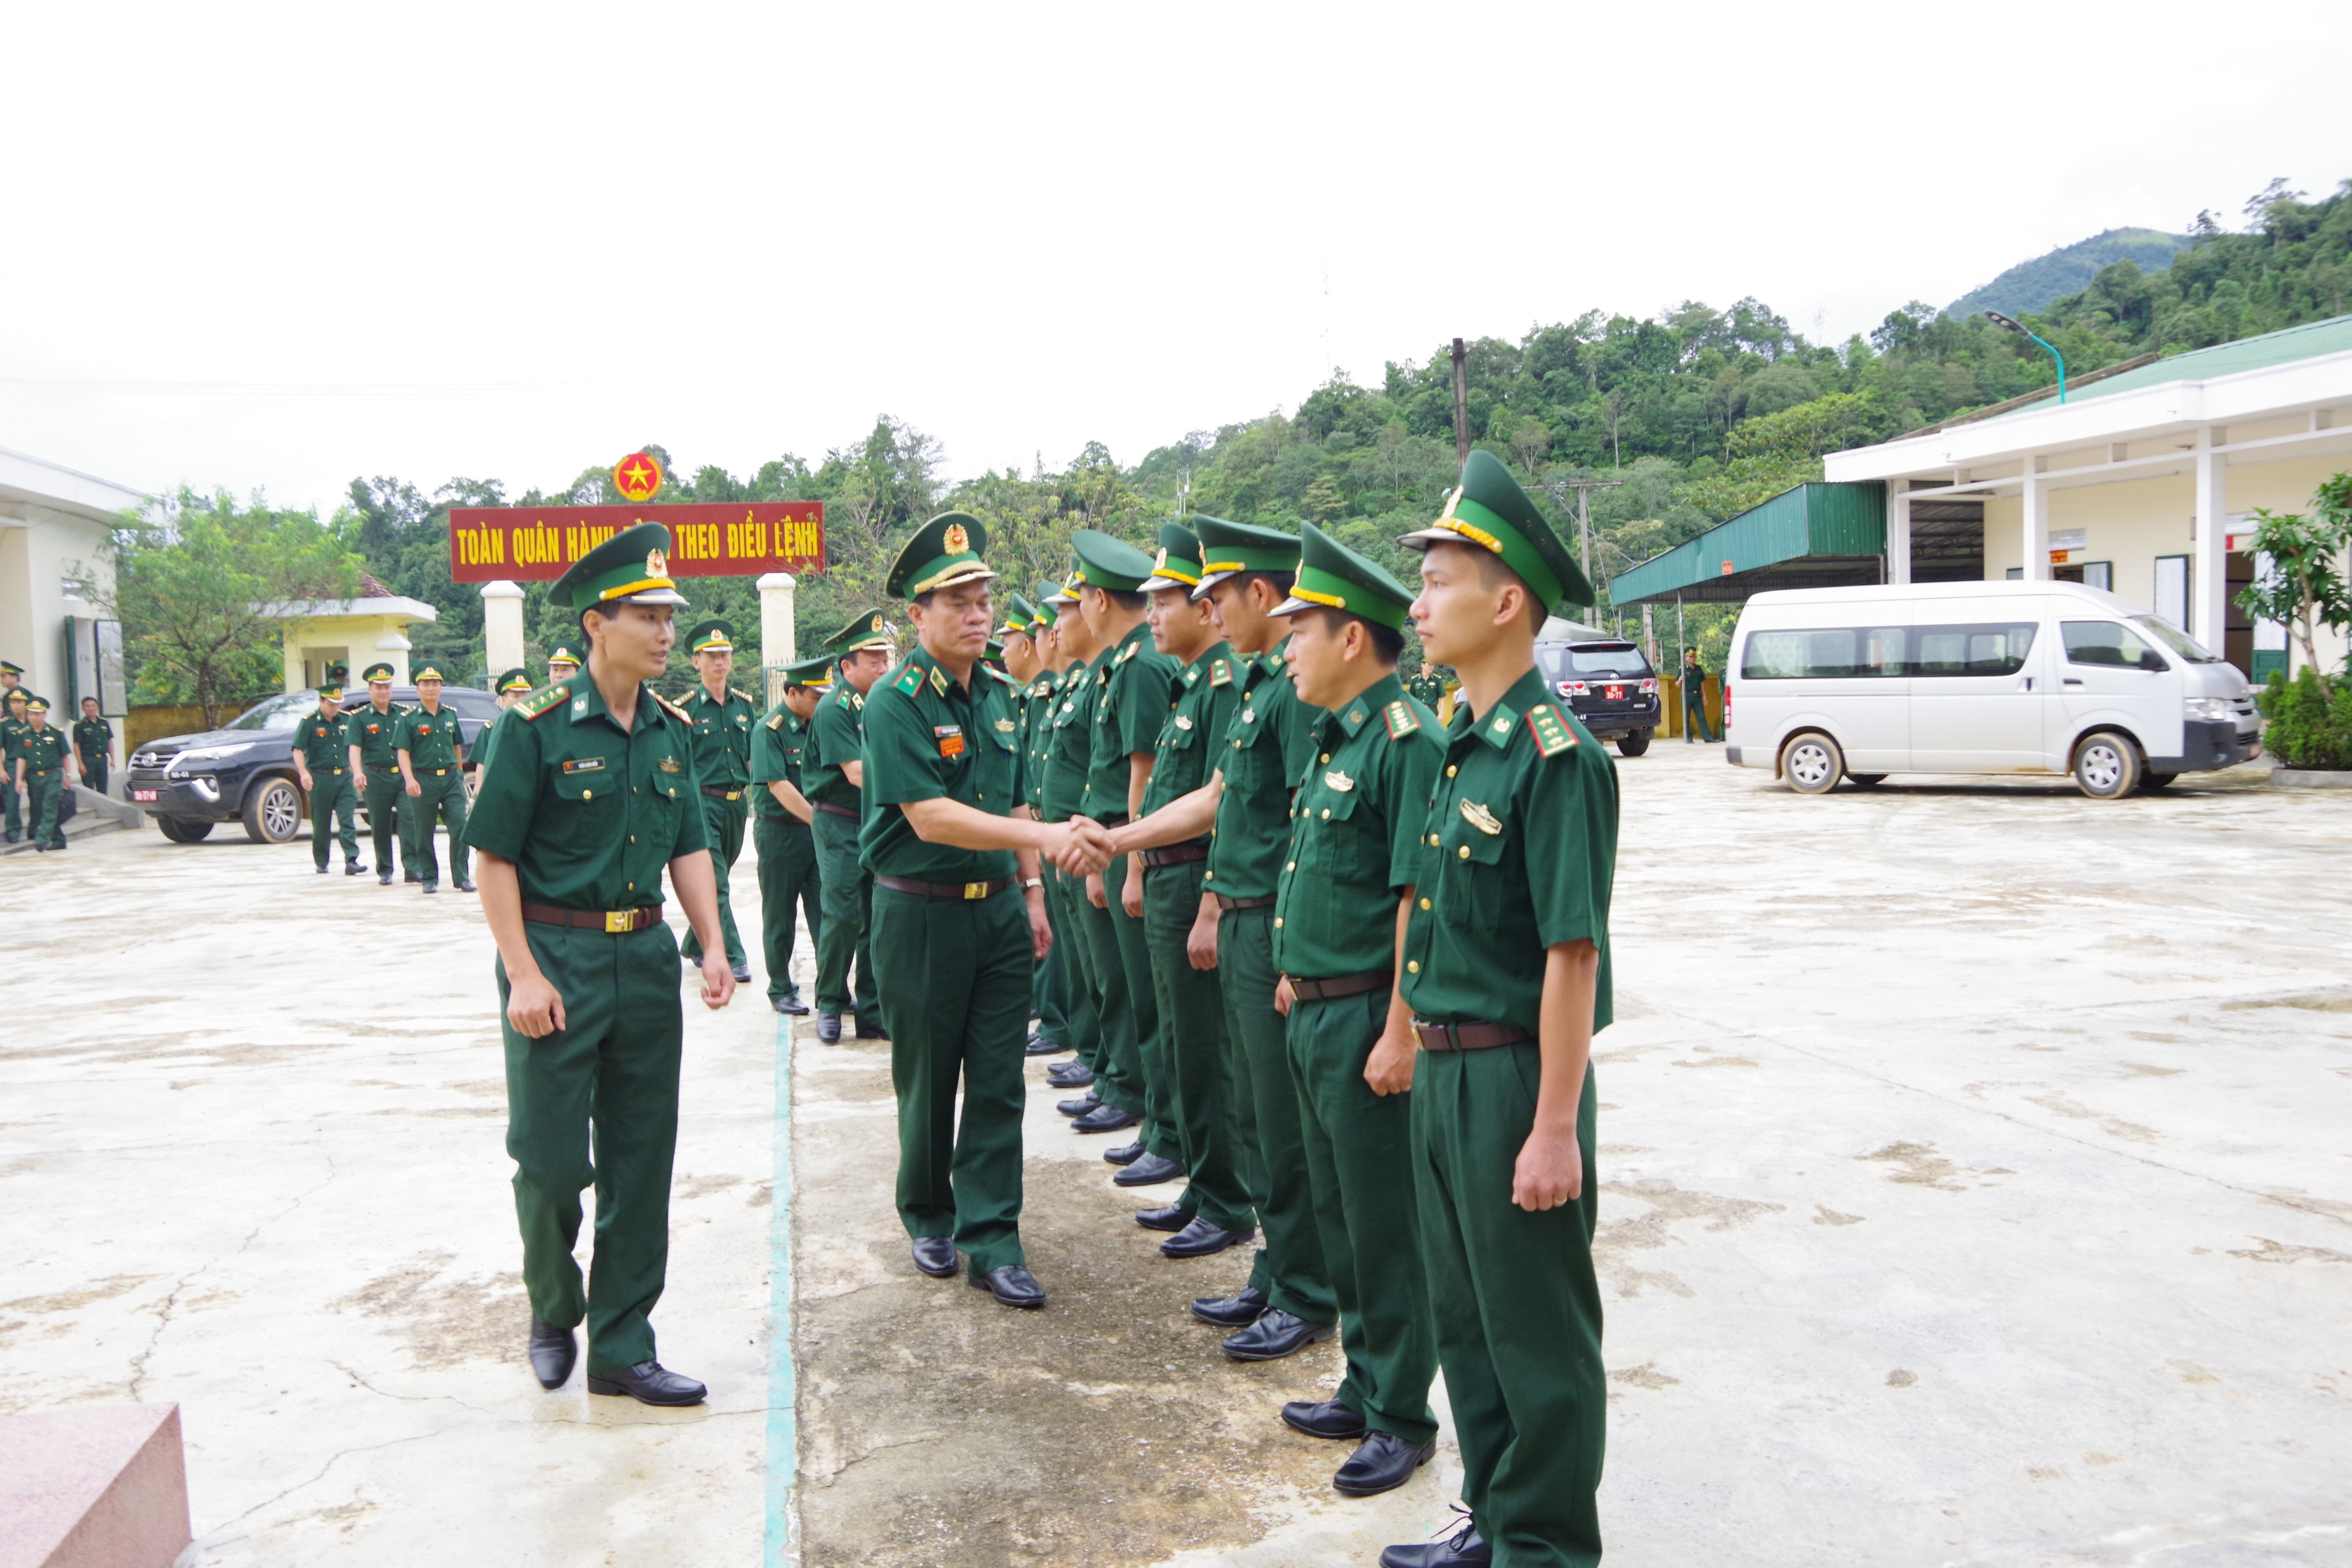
top-left (1451, 338), bottom-right (1470, 464)
top-left (1525, 477), bottom-right (1624, 592)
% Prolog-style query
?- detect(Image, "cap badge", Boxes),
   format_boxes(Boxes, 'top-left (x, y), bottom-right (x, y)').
top-left (944, 522), bottom-right (970, 554)
top-left (646, 548), bottom-right (668, 578)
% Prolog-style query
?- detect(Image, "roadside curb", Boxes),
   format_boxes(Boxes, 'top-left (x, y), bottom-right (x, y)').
top-left (2269, 768), bottom-right (2352, 789)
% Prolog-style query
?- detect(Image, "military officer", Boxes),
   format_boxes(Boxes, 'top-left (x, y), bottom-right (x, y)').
top-left (1033, 582), bottom-right (1102, 1095)
top-left (347, 663), bottom-right (414, 884)
top-left (751, 654), bottom-right (832, 1016)
top-left (546, 643), bottom-right (583, 686)
top-left (804, 609), bottom-right (893, 1043)
top-left (1261, 523), bottom-right (1447, 1500)
top-left (996, 594), bottom-right (1068, 1059)
top-left (859, 512), bottom-right (1111, 1307)
top-left (1381, 453), bottom-right (1615, 1568)
top-left (73, 697), bottom-right (115, 796)
top-left (396, 664), bottom-right (473, 894)
top-left (13, 697), bottom-right (70, 851)
top-left (293, 678), bottom-right (364, 875)
top-left (1, 680), bottom-right (27, 843)
top-left (678, 620), bottom-right (757, 984)
top-left (468, 669), bottom-right (537, 777)
top-left (464, 521), bottom-right (734, 1407)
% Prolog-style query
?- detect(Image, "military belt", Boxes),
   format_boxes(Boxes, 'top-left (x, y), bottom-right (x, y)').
top-left (1137, 844), bottom-right (1210, 869)
top-left (521, 901), bottom-right (665, 934)
top-left (314, 766), bottom-right (346, 775)
top-left (875, 874), bottom-right (1016, 901)
top-left (1213, 893), bottom-right (1276, 912)
top-left (426, 768), bottom-right (449, 775)
top-left (812, 799), bottom-right (859, 819)
top-left (1285, 969), bottom-right (1391, 1001)
top-left (1092, 813), bottom-right (1131, 827)
top-left (1412, 1018), bottom-right (1535, 1053)
top-left (701, 786), bottom-right (745, 801)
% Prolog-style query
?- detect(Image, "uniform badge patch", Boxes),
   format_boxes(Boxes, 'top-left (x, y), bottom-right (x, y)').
top-left (994, 718), bottom-right (1016, 733)
top-left (1173, 715), bottom-right (1193, 730)
top-left (936, 725), bottom-right (965, 758)
top-left (659, 755), bottom-right (682, 773)
top-left (1526, 703), bottom-right (1577, 757)
top-left (1324, 770), bottom-right (1355, 792)
top-left (1382, 700), bottom-right (1419, 740)
top-left (560, 756), bottom-right (606, 773)
top-left (1460, 799), bottom-right (1503, 835)
top-left (1210, 658), bottom-right (1231, 687)
top-left (893, 666), bottom-right (924, 697)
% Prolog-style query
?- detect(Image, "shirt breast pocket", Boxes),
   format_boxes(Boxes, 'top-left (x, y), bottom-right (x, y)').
top-left (552, 765), bottom-right (620, 826)
top-left (1439, 812), bottom-right (1511, 925)
top-left (1307, 782), bottom-right (1385, 884)
top-left (977, 729), bottom-right (1016, 801)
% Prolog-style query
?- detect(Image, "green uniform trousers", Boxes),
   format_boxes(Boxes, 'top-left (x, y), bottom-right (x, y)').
top-left (1414, 1051), bottom-right (1603, 1568)
top-left (1142, 861), bottom-right (1253, 1232)
top-left (84, 758), bottom-right (109, 797)
top-left (1043, 866), bottom-right (1102, 1071)
top-left (1220, 906), bottom-right (1337, 1326)
top-left (871, 885), bottom-right (1032, 1275)
top-left (1108, 853), bottom-right (1182, 1164)
top-left (810, 807), bottom-right (880, 1028)
top-left (497, 920), bottom-right (683, 1377)
top-left (1287, 988), bottom-right (1438, 1446)
top-left (753, 813), bottom-right (821, 1004)
top-left (680, 793), bottom-right (747, 968)
top-left (361, 769), bottom-right (410, 876)
top-left (1065, 860), bottom-right (1156, 1133)
top-left (307, 769), bottom-right (359, 868)
top-left (400, 771), bottom-right (469, 887)
top-left (22, 769), bottom-right (64, 849)
top-left (1033, 923), bottom-right (1070, 1046)
top-left (2, 773), bottom-right (19, 839)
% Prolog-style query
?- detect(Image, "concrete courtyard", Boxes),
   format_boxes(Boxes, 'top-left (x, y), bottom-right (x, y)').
top-left (2, 743), bottom-right (2347, 1566)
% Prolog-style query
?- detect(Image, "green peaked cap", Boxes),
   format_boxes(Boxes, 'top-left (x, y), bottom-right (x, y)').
top-left (412, 662), bottom-right (448, 682)
top-left (1042, 574), bottom-right (1079, 608)
top-left (778, 653), bottom-right (835, 690)
top-left (1270, 521), bottom-right (1415, 631)
top-left (546, 643), bottom-right (582, 669)
top-left (886, 510), bottom-right (997, 599)
top-left (686, 618), bottom-right (737, 654)
top-left (1027, 592), bottom-right (1054, 630)
top-left (0, 660), bottom-right (20, 676)
top-left (1398, 450), bottom-right (1595, 610)
top-left (995, 593), bottom-right (1039, 637)
top-left (495, 667), bottom-right (533, 694)
top-left (549, 521), bottom-right (691, 610)
top-left (821, 608), bottom-right (894, 660)
top-left (1137, 522), bottom-right (1205, 593)
top-left (361, 662), bottom-right (396, 683)
top-left (1191, 516), bottom-right (1301, 599)
top-left (1068, 528), bottom-right (1156, 594)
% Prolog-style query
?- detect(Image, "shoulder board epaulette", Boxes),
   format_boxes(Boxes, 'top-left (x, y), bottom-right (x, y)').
top-left (1526, 703), bottom-right (1577, 758)
top-left (1209, 657), bottom-right (1231, 687)
top-left (731, 688), bottom-right (754, 705)
top-left (983, 664), bottom-right (1015, 683)
top-left (518, 683), bottom-right (570, 720)
top-left (653, 691), bottom-right (693, 725)
top-left (765, 711), bottom-right (785, 730)
top-left (1115, 641), bottom-right (1140, 666)
top-left (892, 664), bottom-right (924, 696)
top-left (1382, 699), bottom-right (1420, 740)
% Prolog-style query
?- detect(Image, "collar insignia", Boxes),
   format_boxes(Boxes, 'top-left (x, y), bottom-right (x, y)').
top-left (929, 665), bottom-right (950, 696)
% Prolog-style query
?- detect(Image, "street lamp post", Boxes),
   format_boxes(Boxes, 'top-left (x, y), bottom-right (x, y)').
top-left (1985, 310), bottom-right (2067, 403)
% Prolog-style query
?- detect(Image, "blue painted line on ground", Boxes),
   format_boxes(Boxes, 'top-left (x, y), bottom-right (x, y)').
top-left (763, 1015), bottom-right (797, 1567)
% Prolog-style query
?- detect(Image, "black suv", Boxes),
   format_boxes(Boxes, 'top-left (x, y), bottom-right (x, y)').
top-left (127, 687), bottom-right (499, 844)
top-left (1535, 639), bottom-right (1660, 756)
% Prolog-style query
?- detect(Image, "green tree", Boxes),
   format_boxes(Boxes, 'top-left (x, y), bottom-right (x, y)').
top-left (2234, 473), bottom-right (2352, 698)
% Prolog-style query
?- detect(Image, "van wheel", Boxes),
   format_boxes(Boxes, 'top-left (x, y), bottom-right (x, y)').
top-left (2140, 772), bottom-right (2178, 792)
top-left (243, 776), bottom-right (304, 843)
top-left (1847, 773), bottom-right (1886, 788)
top-left (2073, 731), bottom-right (2142, 799)
top-left (157, 815), bottom-right (214, 843)
top-left (1781, 732), bottom-right (1845, 795)
top-left (1616, 730), bottom-right (1651, 757)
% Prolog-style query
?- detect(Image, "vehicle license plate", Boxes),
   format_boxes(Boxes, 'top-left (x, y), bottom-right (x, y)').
top-left (132, 788), bottom-right (159, 801)
top-left (1605, 685), bottom-right (1624, 701)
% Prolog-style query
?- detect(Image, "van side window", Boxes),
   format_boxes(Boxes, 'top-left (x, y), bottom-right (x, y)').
top-left (1912, 623), bottom-right (2037, 676)
top-left (2062, 621), bottom-right (2161, 669)
top-left (1740, 627), bottom-right (1907, 679)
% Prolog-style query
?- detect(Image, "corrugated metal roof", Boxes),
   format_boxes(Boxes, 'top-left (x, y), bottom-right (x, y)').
top-left (1988, 313), bottom-right (2352, 420)
top-left (1609, 482), bottom-right (1886, 606)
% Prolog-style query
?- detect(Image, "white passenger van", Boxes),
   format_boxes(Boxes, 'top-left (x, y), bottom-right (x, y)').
top-left (1724, 581), bottom-right (2261, 798)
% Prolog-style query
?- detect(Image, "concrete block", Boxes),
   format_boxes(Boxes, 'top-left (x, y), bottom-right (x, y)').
top-left (2270, 766), bottom-right (2352, 788)
top-left (0, 1405), bottom-right (191, 1568)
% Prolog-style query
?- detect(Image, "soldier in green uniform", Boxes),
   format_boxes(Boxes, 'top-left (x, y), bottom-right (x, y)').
top-left (1, 678), bottom-right (27, 843)
top-left (995, 594), bottom-right (1067, 1059)
top-left (468, 669), bottom-right (535, 777)
top-left (1382, 453), bottom-right (1614, 1568)
top-left (678, 620), bottom-right (758, 984)
top-left (1033, 583), bottom-right (1102, 1095)
top-left (805, 610), bottom-right (893, 1043)
top-left (348, 663), bottom-right (414, 884)
top-left (464, 521), bottom-right (736, 1406)
top-left (396, 664), bottom-right (473, 894)
top-left (858, 512), bottom-right (1110, 1306)
top-left (750, 654), bottom-right (831, 1015)
top-left (1264, 523), bottom-right (1447, 1499)
top-left (74, 697), bottom-right (115, 796)
top-left (292, 678), bottom-right (364, 875)
top-left (13, 697), bottom-right (71, 851)
top-left (546, 644), bottom-right (583, 687)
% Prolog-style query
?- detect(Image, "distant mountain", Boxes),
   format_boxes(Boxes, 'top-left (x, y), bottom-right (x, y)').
top-left (1946, 228), bottom-right (2192, 321)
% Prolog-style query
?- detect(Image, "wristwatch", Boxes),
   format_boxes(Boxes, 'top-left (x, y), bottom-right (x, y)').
top-left (1022, 877), bottom-right (1044, 891)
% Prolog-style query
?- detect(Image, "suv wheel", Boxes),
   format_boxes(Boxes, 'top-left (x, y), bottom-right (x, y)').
top-left (2073, 731), bottom-right (2141, 799)
top-left (157, 815), bottom-right (214, 844)
top-left (1781, 731), bottom-right (1844, 795)
top-left (1616, 730), bottom-right (1651, 757)
top-left (243, 776), bottom-right (304, 843)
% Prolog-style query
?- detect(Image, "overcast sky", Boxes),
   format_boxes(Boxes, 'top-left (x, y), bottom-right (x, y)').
top-left (6, 0), bottom-right (2346, 516)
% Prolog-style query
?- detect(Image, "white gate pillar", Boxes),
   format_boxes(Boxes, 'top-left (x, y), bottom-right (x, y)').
top-left (480, 580), bottom-right (525, 680)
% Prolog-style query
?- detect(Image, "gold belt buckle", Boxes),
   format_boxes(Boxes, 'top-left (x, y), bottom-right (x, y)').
top-left (604, 910), bottom-right (634, 933)
top-left (964, 881), bottom-right (988, 900)
top-left (726, 790), bottom-right (742, 801)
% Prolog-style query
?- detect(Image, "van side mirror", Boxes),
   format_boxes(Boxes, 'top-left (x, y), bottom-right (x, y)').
top-left (2138, 648), bottom-right (2167, 672)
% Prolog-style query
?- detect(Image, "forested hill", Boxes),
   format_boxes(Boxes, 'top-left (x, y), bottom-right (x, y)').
top-left (1945, 227), bottom-right (2190, 321)
top-left (329, 178), bottom-right (2350, 692)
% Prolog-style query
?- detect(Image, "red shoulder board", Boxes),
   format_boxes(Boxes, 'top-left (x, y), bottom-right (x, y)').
top-left (1526, 703), bottom-right (1576, 757)
top-left (517, 683), bottom-right (569, 720)
top-left (652, 691), bottom-right (693, 725)
top-left (1382, 699), bottom-right (1420, 740)
top-left (1209, 658), bottom-right (1232, 687)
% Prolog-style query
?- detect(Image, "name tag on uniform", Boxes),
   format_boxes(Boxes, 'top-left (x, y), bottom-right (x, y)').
top-left (936, 725), bottom-right (964, 758)
top-left (561, 756), bottom-right (606, 774)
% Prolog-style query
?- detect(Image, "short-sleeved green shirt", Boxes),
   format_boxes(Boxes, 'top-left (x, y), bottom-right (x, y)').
top-left (1040, 653), bottom-right (1101, 822)
top-left (856, 645), bottom-right (1020, 884)
top-left (1016, 669), bottom-right (1057, 810)
top-left (1402, 666), bottom-right (1617, 1034)
top-left (1202, 639), bottom-right (1324, 900)
top-left (802, 682), bottom-right (866, 808)
top-left (1269, 672), bottom-right (1442, 979)
top-left (295, 707), bottom-right (351, 772)
top-left (749, 702), bottom-right (812, 820)
top-left (15, 725), bottom-right (69, 774)
top-left (683, 684), bottom-right (756, 791)
top-left (72, 716), bottom-right (114, 765)
top-left (1085, 622), bottom-right (1179, 821)
top-left (0, 715), bottom-right (26, 766)
top-left (1140, 643), bottom-right (1242, 840)
top-left (396, 703), bottom-right (464, 771)
top-left (347, 702), bottom-right (408, 769)
top-left (463, 679), bottom-right (707, 911)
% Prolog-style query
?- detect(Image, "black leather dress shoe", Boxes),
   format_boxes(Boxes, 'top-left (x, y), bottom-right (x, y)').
top-left (1228, 1311), bottom-right (1337, 1363)
top-left (422, 883), bottom-right (439, 894)
top-left (451, 877), bottom-right (474, 893)
top-left (1025, 1032), bottom-right (1066, 1057)
top-left (1379, 1518), bottom-right (1490, 1568)
top-left (1045, 1060), bottom-right (1095, 1088)
top-left (346, 861), bottom-right (368, 876)
top-left (1333, 1430), bottom-right (1436, 1497)
top-left (730, 962), bottom-right (752, 983)
top-left (816, 1013), bottom-right (842, 1043)
top-left (1190, 1286), bottom-right (1268, 1328)
top-left (586, 1360), bottom-right (707, 1406)
top-left (1100, 1140), bottom-right (1143, 1166)
top-left (774, 996), bottom-right (810, 1015)
top-left (405, 870), bottom-right (422, 884)
top-left (528, 1318), bottom-right (577, 1389)
top-left (1056, 1090), bottom-right (1101, 1117)
top-left (855, 1021), bottom-right (891, 1040)
top-left (1070, 1102), bottom-right (1139, 1134)
top-left (968, 1264), bottom-right (1046, 1309)
top-left (1133, 1202), bottom-right (1189, 1232)
top-left (911, 1236), bottom-right (959, 1278)
top-left (1112, 1152), bottom-right (1184, 1187)
top-left (378, 871), bottom-right (394, 886)
top-left (315, 863), bottom-right (330, 875)
top-left (1281, 1396), bottom-right (1367, 1438)
top-left (1161, 1217), bottom-right (1250, 1258)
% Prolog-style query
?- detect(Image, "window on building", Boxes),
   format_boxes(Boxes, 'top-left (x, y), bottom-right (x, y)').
top-left (2154, 555), bottom-right (2190, 628)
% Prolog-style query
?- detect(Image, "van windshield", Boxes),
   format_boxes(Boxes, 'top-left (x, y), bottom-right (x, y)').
top-left (2133, 616), bottom-right (2222, 663)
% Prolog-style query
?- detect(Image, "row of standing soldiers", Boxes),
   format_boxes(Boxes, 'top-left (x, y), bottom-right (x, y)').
top-left (0, 671), bottom-right (114, 851)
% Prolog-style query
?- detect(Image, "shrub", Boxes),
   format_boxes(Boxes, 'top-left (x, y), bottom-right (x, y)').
top-left (2258, 668), bottom-right (2352, 770)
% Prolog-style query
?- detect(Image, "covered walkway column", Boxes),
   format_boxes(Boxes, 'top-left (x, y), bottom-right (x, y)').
top-left (1885, 483), bottom-right (1912, 585)
top-left (2192, 428), bottom-right (2228, 649)
top-left (2020, 462), bottom-right (2049, 582)
top-left (758, 572), bottom-right (798, 678)
top-left (479, 581), bottom-right (524, 678)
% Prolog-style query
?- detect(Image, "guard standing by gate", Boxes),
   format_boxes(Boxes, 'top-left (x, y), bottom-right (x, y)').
top-left (396, 664), bottom-right (473, 894)
top-left (751, 654), bottom-right (832, 1015)
top-left (293, 678), bottom-right (363, 875)
top-left (464, 521), bottom-right (734, 1406)
top-left (805, 610), bottom-right (893, 1043)
top-left (348, 663), bottom-right (413, 884)
top-left (679, 620), bottom-right (757, 984)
